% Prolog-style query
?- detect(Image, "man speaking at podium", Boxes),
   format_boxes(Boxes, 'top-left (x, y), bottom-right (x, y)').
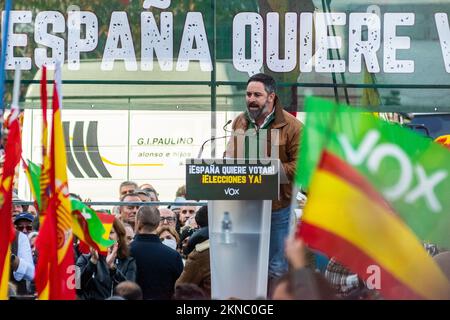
top-left (225, 73), bottom-right (302, 294)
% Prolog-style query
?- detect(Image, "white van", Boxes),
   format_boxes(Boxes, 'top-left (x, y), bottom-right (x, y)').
top-left (19, 60), bottom-right (247, 202)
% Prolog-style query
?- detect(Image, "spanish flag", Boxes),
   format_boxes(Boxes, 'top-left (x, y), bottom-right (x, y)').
top-left (35, 65), bottom-right (75, 300)
top-left (435, 135), bottom-right (450, 150)
top-left (298, 151), bottom-right (450, 299)
top-left (39, 66), bottom-right (50, 223)
top-left (0, 69), bottom-right (22, 300)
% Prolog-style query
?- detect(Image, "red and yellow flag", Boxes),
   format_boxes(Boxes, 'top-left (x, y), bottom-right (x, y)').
top-left (435, 134), bottom-right (450, 150)
top-left (0, 71), bottom-right (22, 300)
top-left (39, 66), bottom-right (50, 222)
top-left (35, 66), bottom-right (75, 300)
top-left (298, 151), bottom-right (450, 299)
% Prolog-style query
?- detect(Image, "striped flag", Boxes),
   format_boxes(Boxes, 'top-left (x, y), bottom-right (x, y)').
top-left (39, 66), bottom-right (50, 223)
top-left (71, 201), bottom-right (115, 255)
top-left (435, 135), bottom-right (450, 150)
top-left (297, 96), bottom-right (450, 248)
top-left (22, 159), bottom-right (41, 208)
top-left (298, 151), bottom-right (450, 299)
top-left (22, 158), bottom-right (115, 255)
top-left (35, 65), bottom-right (75, 300)
top-left (0, 68), bottom-right (22, 300)
top-left (77, 212), bottom-right (115, 256)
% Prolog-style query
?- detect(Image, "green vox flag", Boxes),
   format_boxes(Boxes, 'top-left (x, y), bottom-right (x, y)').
top-left (70, 199), bottom-right (116, 252)
top-left (296, 96), bottom-right (450, 248)
top-left (23, 159), bottom-right (42, 207)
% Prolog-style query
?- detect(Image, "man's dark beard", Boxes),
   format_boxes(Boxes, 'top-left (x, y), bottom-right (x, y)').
top-left (247, 102), bottom-right (263, 120)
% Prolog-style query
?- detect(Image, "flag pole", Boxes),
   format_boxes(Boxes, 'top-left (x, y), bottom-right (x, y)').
top-left (0, 61), bottom-right (22, 301)
top-left (0, 0), bottom-right (14, 129)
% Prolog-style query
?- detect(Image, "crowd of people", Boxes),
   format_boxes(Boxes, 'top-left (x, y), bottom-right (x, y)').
top-left (6, 179), bottom-right (450, 300)
top-left (7, 181), bottom-right (215, 300)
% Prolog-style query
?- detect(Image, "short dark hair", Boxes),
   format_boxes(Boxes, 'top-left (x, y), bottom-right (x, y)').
top-left (195, 206), bottom-right (208, 228)
top-left (136, 206), bottom-right (160, 232)
top-left (114, 281), bottom-right (143, 300)
top-left (247, 73), bottom-right (276, 94)
top-left (173, 283), bottom-right (207, 300)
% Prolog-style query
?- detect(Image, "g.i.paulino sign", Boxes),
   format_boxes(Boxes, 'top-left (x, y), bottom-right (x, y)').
top-left (185, 159), bottom-right (280, 200)
top-left (3, 1), bottom-right (450, 75)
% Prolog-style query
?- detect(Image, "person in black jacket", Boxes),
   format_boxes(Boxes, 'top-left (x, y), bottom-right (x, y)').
top-left (130, 206), bottom-right (184, 300)
top-left (76, 217), bottom-right (137, 300)
top-left (183, 206), bottom-right (209, 257)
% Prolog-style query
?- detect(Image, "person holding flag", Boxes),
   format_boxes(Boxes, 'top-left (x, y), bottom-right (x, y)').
top-left (0, 67), bottom-right (34, 299)
top-left (25, 64), bottom-right (119, 300)
top-left (76, 217), bottom-right (136, 300)
top-left (34, 65), bottom-right (76, 300)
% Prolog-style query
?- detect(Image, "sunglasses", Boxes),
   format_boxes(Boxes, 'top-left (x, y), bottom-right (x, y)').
top-left (16, 225), bottom-right (32, 232)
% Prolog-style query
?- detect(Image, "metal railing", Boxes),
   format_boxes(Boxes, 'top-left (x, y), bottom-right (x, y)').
top-left (13, 201), bottom-right (208, 207)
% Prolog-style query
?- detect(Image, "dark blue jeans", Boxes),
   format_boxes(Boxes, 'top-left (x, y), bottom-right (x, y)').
top-left (269, 206), bottom-right (291, 278)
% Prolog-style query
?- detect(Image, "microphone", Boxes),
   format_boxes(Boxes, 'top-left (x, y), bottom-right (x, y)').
top-left (197, 120), bottom-right (233, 159)
top-left (222, 119), bottom-right (232, 131)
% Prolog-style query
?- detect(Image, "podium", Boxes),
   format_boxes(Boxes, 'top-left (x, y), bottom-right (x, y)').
top-left (208, 200), bottom-right (272, 299)
top-left (186, 158), bottom-right (281, 299)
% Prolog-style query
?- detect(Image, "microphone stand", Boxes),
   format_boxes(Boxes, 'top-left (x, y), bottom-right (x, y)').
top-left (197, 120), bottom-right (233, 159)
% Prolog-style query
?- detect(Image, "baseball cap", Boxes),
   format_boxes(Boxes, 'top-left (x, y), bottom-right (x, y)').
top-left (14, 212), bottom-right (34, 224)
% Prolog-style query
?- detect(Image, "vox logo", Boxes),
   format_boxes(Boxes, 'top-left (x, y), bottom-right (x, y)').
top-left (224, 187), bottom-right (240, 196)
top-left (338, 130), bottom-right (447, 213)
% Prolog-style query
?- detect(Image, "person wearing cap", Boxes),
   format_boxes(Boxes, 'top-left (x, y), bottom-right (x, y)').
top-left (10, 215), bottom-right (35, 295)
top-left (14, 212), bottom-right (34, 235)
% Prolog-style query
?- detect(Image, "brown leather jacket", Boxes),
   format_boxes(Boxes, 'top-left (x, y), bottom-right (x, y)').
top-left (175, 240), bottom-right (211, 298)
top-left (225, 97), bottom-right (302, 211)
